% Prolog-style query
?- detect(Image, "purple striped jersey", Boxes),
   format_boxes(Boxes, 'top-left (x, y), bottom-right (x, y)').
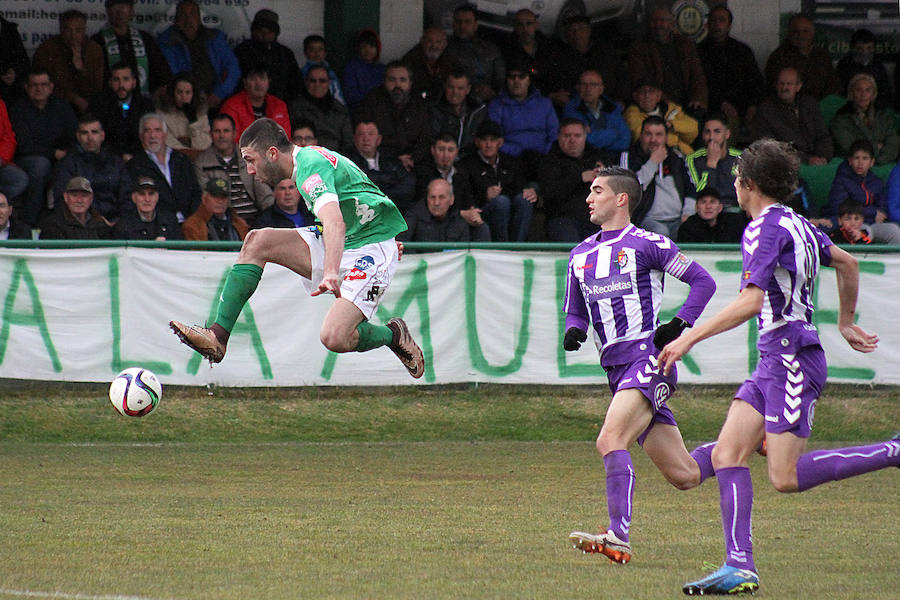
top-left (564, 224), bottom-right (712, 367)
top-left (740, 203), bottom-right (833, 352)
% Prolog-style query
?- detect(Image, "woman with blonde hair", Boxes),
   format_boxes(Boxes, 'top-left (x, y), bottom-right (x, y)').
top-left (830, 72), bottom-right (899, 164)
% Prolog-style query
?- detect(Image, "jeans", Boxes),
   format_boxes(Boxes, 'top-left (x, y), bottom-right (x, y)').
top-left (0, 162), bottom-right (29, 204)
top-left (639, 215), bottom-right (681, 240)
top-left (16, 155), bottom-right (52, 227)
top-left (482, 193), bottom-right (533, 242)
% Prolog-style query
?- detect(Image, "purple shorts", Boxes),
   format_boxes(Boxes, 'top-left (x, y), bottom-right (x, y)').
top-left (606, 354), bottom-right (678, 446)
top-left (735, 344), bottom-right (827, 438)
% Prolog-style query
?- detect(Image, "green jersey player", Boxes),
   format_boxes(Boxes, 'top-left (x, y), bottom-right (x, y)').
top-left (170, 118), bottom-right (424, 378)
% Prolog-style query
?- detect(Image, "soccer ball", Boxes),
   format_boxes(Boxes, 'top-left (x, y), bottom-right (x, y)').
top-left (108, 368), bottom-right (162, 417)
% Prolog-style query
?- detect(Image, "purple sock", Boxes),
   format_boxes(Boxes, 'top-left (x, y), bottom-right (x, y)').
top-left (603, 450), bottom-right (635, 542)
top-left (690, 442), bottom-right (716, 483)
top-left (717, 466), bottom-right (756, 572)
top-left (796, 441), bottom-right (900, 491)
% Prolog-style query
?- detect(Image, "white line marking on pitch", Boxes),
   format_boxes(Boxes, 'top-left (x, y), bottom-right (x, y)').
top-left (0, 589), bottom-right (170, 600)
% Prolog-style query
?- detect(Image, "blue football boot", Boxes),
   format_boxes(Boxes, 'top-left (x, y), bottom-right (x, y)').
top-left (683, 564), bottom-right (759, 595)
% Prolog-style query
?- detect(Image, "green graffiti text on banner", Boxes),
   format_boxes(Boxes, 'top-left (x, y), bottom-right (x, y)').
top-left (554, 258), bottom-right (604, 378)
top-left (108, 257), bottom-right (172, 375)
top-left (0, 258), bottom-right (62, 371)
top-left (187, 268), bottom-right (272, 378)
top-left (321, 259), bottom-right (436, 382)
top-left (466, 255), bottom-right (532, 376)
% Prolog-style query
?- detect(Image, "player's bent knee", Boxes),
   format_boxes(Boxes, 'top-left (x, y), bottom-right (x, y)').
top-left (319, 329), bottom-right (353, 354)
top-left (767, 466), bottom-right (800, 493)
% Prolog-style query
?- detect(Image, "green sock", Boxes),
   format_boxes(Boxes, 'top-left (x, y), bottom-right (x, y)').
top-left (355, 321), bottom-right (394, 352)
top-left (213, 264), bottom-right (264, 332)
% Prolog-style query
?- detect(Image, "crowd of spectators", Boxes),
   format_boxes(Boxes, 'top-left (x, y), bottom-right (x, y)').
top-left (1, 1), bottom-right (900, 246)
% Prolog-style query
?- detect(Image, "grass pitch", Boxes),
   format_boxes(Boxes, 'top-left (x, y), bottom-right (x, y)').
top-left (0, 383), bottom-right (897, 599)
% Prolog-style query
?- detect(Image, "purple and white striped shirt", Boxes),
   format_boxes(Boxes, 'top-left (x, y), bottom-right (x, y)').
top-left (740, 203), bottom-right (833, 352)
top-left (564, 224), bottom-right (716, 367)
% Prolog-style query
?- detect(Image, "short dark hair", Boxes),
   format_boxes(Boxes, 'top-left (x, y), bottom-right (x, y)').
top-left (559, 117), bottom-right (588, 130)
top-left (211, 113), bottom-right (236, 129)
top-left (77, 113), bottom-right (103, 128)
top-left (354, 120), bottom-right (379, 134)
top-left (596, 166), bottom-right (642, 214)
top-left (710, 5), bottom-right (733, 24)
top-left (292, 118), bottom-right (317, 137)
top-left (60, 10), bottom-right (87, 25)
top-left (697, 188), bottom-right (722, 202)
top-left (850, 28), bottom-right (876, 46)
top-left (736, 139), bottom-right (799, 203)
top-left (432, 132), bottom-right (458, 146)
top-left (26, 67), bottom-right (52, 80)
top-left (702, 112), bottom-right (730, 130)
top-left (641, 115), bottom-right (667, 132)
top-left (303, 34), bottom-right (325, 52)
top-left (240, 117), bottom-right (291, 153)
top-left (837, 199), bottom-right (864, 218)
top-left (564, 15), bottom-right (590, 29)
top-left (453, 3), bottom-right (477, 19)
top-left (848, 138), bottom-right (875, 158)
top-left (109, 61), bottom-right (136, 78)
top-left (243, 63), bottom-right (269, 79)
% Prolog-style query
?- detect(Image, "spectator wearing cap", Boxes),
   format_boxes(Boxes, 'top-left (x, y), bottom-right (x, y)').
top-left (235, 9), bottom-right (302, 105)
top-left (220, 65), bottom-right (291, 142)
top-left (457, 119), bottom-right (535, 241)
top-left (182, 177), bottom-right (249, 241)
top-left (127, 112), bottom-right (201, 222)
top-left (676, 188), bottom-right (747, 244)
top-left (487, 56), bottom-right (558, 175)
top-left (114, 175), bottom-right (181, 240)
top-left (253, 178), bottom-right (313, 230)
top-left (623, 74), bottom-right (698, 156)
top-left (342, 29), bottom-right (386, 111)
top-left (53, 115), bottom-right (131, 223)
top-left (157, 0), bottom-right (240, 111)
top-left (0, 192), bottom-right (32, 240)
top-left (39, 176), bottom-right (114, 239)
top-left (91, 0), bottom-right (172, 98)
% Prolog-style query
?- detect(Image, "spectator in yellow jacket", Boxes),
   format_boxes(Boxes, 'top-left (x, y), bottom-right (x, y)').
top-left (623, 75), bottom-right (698, 156)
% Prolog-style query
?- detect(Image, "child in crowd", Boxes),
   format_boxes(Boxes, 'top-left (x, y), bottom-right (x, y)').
top-left (829, 199), bottom-right (872, 245)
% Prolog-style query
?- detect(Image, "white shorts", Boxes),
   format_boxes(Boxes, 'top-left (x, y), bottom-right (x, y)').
top-left (296, 226), bottom-right (398, 320)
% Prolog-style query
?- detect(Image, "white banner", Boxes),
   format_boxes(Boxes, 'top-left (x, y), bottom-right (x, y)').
top-left (0, 247), bottom-right (896, 386)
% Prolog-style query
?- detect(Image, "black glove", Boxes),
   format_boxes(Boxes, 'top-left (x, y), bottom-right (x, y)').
top-left (563, 327), bottom-right (588, 351)
top-left (653, 317), bottom-right (689, 350)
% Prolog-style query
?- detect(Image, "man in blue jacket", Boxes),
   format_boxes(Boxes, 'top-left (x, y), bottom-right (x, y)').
top-left (562, 69), bottom-right (630, 157)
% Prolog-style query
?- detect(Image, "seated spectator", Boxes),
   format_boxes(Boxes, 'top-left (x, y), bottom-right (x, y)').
top-left (92, 0), bottom-right (171, 98)
top-left (684, 113), bottom-right (742, 209)
top-left (39, 176), bottom-right (113, 239)
top-left (888, 160), bottom-right (900, 223)
top-left (347, 121), bottom-right (416, 213)
top-left (765, 14), bottom-right (840, 100)
top-left (823, 139), bottom-right (900, 244)
top-left (300, 34), bottom-right (344, 105)
top-left (289, 65), bottom-right (352, 153)
top-left (32, 10), bottom-right (104, 113)
top-left (157, 0), bottom-right (240, 111)
top-left (182, 177), bottom-right (249, 241)
top-left (291, 119), bottom-right (318, 147)
top-left (457, 120), bottom-right (535, 242)
top-left (444, 4), bottom-right (505, 103)
top-left (114, 175), bottom-right (181, 240)
top-left (234, 9), bottom-right (302, 105)
top-left (677, 189), bottom-right (747, 243)
top-left (828, 199), bottom-right (872, 245)
top-left (399, 178), bottom-right (472, 243)
top-left (89, 62), bottom-right (153, 160)
top-left (0, 97), bottom-right (27, 206)
top-left (538, 118), bottom-right (606, 242)
top-left (623, 75), bottom-right (698, 156)
top-left (9, 68), bottom-right (78, 226)
top-left (0, 192), bottom-right (32, 239)
top-left (428, 68), bottom-right (487, 160)
top-left (628, 6), bottom-right (707, 114)
top-left (502, 9), bottom-right (559, 104)
top-left (127, 113), bottom-right (200, 221)
top-left (221, 65), bottom-right (290, 143)
top-left (753, 66), bottom-right (832, 165)
top-left (53, 115), bottom-right (131, 223)
top-left (697, 5), bottom-right (764, 134)
top-left (0, 15), bottom-right (30, 106)
top-left (194, 113), bottom-right (273, 225)
top-left (562, 69), bottom-right (630, 157)
top-left (413, 133), bottom-right (475, 211)
top-left (487, 57), bottom-right (558, 172)
top-left (253, 178), bottom-right (313, 229)
top-left (357, 61), bottom-right (431, 170)
top-left (402, 27), bottom-right (451, 103)
top-left (342, 29), bottom-right (386, 111)
top-left (154, 72), bottom-right (210, 160)
top-left (835, 28), bottom-right (893, 110)
top-left (619, 115), bottom-right (693, 239)
top-left (830, 73), bottom-right (899, 165)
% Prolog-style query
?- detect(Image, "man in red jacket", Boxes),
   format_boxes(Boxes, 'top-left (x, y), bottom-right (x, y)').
top-left (0, 97), bottom-right (27, 206)
top-left (220, 65), bottom-right (291, 141)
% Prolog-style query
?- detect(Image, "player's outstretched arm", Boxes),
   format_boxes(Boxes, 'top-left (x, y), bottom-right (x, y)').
top-left (659, 286), bottom-right (764, 375)
top-left (312, 202), bottom-right (346, 297)
top-left (829, 246), bottom-right (879, 353)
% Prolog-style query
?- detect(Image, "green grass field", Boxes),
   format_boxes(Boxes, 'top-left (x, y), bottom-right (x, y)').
top-left (0, 383), bottom-right (897, 599)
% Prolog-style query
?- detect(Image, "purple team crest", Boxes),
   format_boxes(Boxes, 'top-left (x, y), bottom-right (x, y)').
top-left (616, 249), bottom-right (628, 270)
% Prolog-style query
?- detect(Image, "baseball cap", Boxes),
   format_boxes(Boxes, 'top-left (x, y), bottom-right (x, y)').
top-left (252, 9), bottom-right (280, 35)
top-left (66, 176), bottom-right (93, 193)
top-left (134, 176), bottom-right (158, 191)
top-left (475, 120), bottom-right (503, 139)
top-left (205, 177), bottom-right (229, 197)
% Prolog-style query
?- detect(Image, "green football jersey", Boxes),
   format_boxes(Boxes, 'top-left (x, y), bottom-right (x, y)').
top-left (292, 146), bottom-right (407, 249)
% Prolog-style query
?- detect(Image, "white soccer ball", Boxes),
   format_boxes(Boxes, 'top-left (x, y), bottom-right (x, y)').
top-left (108, 368), bottom-right (162, 417)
